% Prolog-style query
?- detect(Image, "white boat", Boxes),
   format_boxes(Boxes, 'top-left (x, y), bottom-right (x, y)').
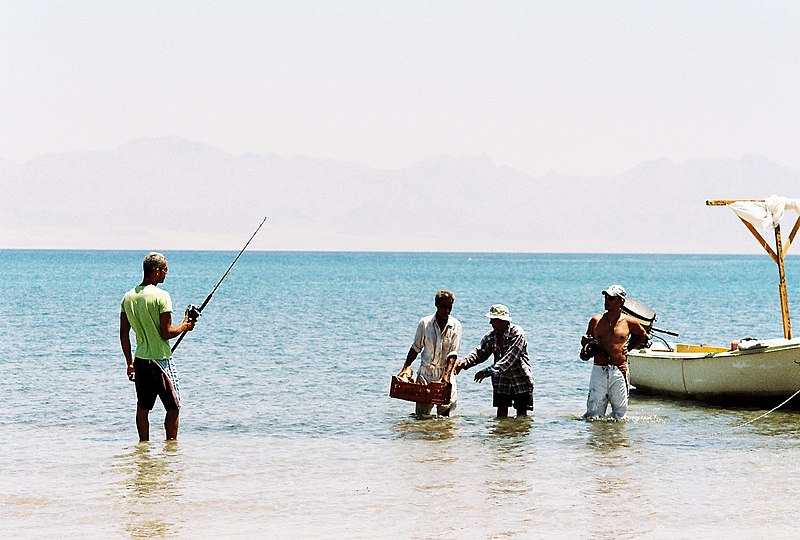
top-left (627, 196), bottom-right (800, 405)
top-left (629, 339), bottom-right (800, 403)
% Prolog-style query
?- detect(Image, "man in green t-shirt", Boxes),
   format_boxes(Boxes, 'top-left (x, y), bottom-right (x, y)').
top-left (120, 252), bottom-right (195, 441)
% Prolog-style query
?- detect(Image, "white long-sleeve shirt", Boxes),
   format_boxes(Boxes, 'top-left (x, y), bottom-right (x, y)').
top-left (411, 313), bottom-right (462, 371)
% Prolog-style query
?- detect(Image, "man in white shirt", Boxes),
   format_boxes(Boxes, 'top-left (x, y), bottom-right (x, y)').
top-left (397, 290), bottom-right (462, 416)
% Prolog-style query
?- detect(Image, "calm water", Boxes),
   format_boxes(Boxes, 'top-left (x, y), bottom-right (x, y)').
top-left (2, 250), bottom-right (800, 538)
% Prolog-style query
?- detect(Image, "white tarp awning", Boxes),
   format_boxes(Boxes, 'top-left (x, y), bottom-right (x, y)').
top-left (729, 195), bottom-right (800, 229)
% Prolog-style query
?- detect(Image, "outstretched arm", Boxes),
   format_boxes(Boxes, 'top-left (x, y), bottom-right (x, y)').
top-left (454, 336), bottom-right (492, 375)
top-left (398, 347), bottom-right (418, 379)
top-left (400, 319), bottom-right (426, 378)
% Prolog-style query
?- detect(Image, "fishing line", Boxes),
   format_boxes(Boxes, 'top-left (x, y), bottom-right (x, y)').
top-left (171, 216), bottom-right (267, 353)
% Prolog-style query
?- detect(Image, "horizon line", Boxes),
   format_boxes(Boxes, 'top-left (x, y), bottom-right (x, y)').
top-left (0, 247), bottom-right (790, 257)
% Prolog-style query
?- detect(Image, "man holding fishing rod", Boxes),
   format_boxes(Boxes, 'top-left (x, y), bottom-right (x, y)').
top-left (119, 219), bottom-right (265, 441)
top-left (120, 252), bottom-right (196, 442)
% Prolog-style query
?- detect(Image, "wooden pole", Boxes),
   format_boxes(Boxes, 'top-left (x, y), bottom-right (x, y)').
top-left (706, 199), bottom-right (764, 206)
top-left (774, 224), bottom-right (792, 339)
top-left (709, 198), bottom-right (797, 339)
top-left (737, 217), bottom-right (779, 264)
top-left (782, 215), bottom-right (800, 259)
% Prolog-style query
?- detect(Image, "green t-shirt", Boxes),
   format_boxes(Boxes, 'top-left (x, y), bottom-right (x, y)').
top-left (120, 284), bottom-right (173, 360)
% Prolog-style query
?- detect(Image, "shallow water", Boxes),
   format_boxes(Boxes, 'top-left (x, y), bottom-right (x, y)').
top-left (2, 250), bottom-right (800, 537)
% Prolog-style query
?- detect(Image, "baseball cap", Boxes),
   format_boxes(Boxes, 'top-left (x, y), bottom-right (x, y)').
top-left (602, 284), bottom-right (627, 298)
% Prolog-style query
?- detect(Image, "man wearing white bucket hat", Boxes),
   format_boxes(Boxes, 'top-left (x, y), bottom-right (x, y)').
top-left (454, 304), bottom-right (534, 418)
top-left (580, 284), bottom-right (649, 420)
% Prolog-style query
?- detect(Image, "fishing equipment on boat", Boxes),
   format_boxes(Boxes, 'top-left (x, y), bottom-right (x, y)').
top-left (619, 296), bottom-right (679, 351)
top-left (622, 296), bottom-right (677, 335)
top-left (171, 216), bottom-right (267, 353)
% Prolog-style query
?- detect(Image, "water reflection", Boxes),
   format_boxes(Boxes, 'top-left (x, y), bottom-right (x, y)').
top-left (585, 419), bottom-right (630, 454)
top-left (487, 416), bottom-right (534, 453)
top-left (581, 421), bottom-right (645, 539)
top-left (482, 417), bottom-right (535, 501)
top-left (475, 414), bottom-right (537, 502)
top-left (390, 415), bottom-right (458, 441)
top-left (112, 442), bottom-right (184, 539)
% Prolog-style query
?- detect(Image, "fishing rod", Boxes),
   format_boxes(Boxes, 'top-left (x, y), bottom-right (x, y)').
top-left (171, 216), bottom-right (267, 353)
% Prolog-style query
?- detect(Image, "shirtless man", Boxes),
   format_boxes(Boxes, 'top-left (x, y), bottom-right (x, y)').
top-left (581, 284), bottom-right (648, 419)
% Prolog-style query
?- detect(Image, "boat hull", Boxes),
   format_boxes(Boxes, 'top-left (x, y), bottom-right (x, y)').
top-left (628, 342), bottom-right (800, 404)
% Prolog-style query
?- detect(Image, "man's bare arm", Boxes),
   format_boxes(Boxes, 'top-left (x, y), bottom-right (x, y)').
top-left (119, 313), bottom-right (135, 381)
top-left (628, 319), bottom-right (649, 350)
top-left (582, 316), bottom-right (600, 346)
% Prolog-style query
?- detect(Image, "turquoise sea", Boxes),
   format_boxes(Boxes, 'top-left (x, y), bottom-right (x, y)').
top-left (2, 250), bottom-right (800, 538)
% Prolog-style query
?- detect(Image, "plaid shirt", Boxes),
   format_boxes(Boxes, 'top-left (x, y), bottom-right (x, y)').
top-left (461, 323), bottom-right (534, 395)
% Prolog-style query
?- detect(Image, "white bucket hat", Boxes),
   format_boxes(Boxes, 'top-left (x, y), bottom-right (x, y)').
top-left (484, 304), bottom-right (512, 322)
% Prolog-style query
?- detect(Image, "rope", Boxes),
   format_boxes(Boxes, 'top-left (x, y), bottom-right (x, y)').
top-left (712, 387), bottom-right (800, 435)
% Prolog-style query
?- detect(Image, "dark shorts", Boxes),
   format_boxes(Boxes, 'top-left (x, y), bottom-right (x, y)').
top-left (493, 389), bottom-right (534, 411)
top-left (134, 358), bottom-right (180, 411)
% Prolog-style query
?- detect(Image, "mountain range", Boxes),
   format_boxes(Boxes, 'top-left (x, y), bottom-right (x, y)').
top-left (2, 136), bottom-right (798, 253)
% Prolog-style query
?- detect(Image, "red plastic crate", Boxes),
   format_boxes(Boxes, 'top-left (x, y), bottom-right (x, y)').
top-left (389, 376), bottom-right (452, 405)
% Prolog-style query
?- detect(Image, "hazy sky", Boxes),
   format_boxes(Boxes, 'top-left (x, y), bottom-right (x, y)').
top-left (2, 1), bottom-right (800, 177)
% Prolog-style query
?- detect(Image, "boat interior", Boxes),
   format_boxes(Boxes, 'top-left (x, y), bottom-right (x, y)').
top-left (672, 343), bottom-right (729, 353)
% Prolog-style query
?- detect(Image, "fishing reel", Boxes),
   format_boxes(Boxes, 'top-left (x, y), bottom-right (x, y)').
top-left (187, 304), bottom-right (202, 322)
